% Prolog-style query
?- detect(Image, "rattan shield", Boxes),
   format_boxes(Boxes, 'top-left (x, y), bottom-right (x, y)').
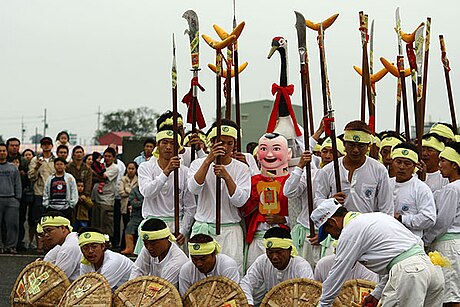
top-left (183, 276), bottom-right (248, 307)
top-left (113, 275), bottom-right (182, 307)
top-left (11, 259), bottom-right (71, 307)
top-left (337, 279), bottom-right (376, 306)
top-left (260, 278), bottom-right (342, 307)
top-left (58, 272), bottom-right (112, 307)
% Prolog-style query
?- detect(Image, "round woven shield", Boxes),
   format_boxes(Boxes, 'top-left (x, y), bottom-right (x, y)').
top-left (113, 275), bottom-right (182, 307)
top-left (337, 279), bottom-right (376, 306)
top-left (11, 259), bottom-right (71, 307)
top-left (58, 272), bottom-right (112, 306)
top-left (260, 278), bottom-right (342, 307)
top-left (183, 276), bottom-right (248, 307)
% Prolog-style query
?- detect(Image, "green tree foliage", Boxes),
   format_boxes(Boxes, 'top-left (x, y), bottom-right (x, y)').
top-left (95, 107), bottom-right (159, 139)
top-left (30, 133), bottom-right (44, 144)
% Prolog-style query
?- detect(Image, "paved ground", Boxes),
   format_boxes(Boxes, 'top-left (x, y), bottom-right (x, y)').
top-left (0, 253), bottom-right (41, 306)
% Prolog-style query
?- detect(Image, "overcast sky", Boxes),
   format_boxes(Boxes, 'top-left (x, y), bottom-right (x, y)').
top-left (0, 0), bottom-right (458, 145)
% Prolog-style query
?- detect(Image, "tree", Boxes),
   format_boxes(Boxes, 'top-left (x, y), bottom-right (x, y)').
top-left (0, 135), bottom-right (3, 143)
top-left (95, 107), bottom-right (160, 139)
top-left (30, 133), bottom-right (44, 144)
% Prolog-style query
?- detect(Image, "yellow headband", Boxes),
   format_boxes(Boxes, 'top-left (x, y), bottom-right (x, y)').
top-left (36, 223), bottom-right (43, 234)
top-left (456, 135), bottom-right (460, 142)
top-left (40, 216), bottom-right (73, 232)
top-left (343, 130), bottom-right (373, 144)
top-left (153, 130), bottom-right (183, 158)
top-left (374, 136), bottom-right (381, 148)
top-left (264, 237), bottom-right (298, 257)
top-left (78, 232), bottom-right (106, 247)
top-left (159, 117), bottom-right (184, 129)
top-left (422, 136), bottom-right (445, 152)
top-left (207, 125), bottom-right (238, 142)
top-left (391, 147), bottom-right (418, 164)
top-left (430, 123), bottom-right (455, 140)
top-left (320, 137), bottom-right (346, 156)
top-left (313, 143), bottom-right (321, 152)
top-left (381, 136), bottom-right (402, 149)
top-left (188, 240), bottom-right (222, 256)
top-left (440, 147), bottom-right (460, 167)
top-left (140, 227), bottom-right (176, 242)
top-left (183, 132), bottom-right (207, 147)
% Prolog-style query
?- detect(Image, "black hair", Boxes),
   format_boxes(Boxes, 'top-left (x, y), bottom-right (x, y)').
top-left (261, 133), bottom-right (280, 140)
top-left (143, 138), bottom-right (156, 147)
top-left (54, 157), bottom-right (68, 165)
top-left (393, 142), bottom-right (419, 155)
top-left (76, 178), bottom-right (84, 184)
top-left (344, 120), bottom-right (372, 135)
top-left (6, 137), bottom-right (20, 147)
top-left (56, 131), bottom-right (70, 141)
top-left (379, 130), bottom-right (405, 143)
top-left (189, 233), bottom-right (214, 244)
top-left (206, 118), bottom-right (240, 139)
top-left (332, 206), bottom-right (349, 218)
top-left (142, 218), bottom-right (167, 231)
top-left (22, 149), bottom-right (35, 157)
top-left (125, 161), bottom-right (138, 175)
top-left (72, 145), bottom-right (84, 156)
top-left (246, 142), bottom-right (258, 154)
top-left (103, 147), bottom-right (117, 157)
top-left (56, 144), bottom-right (69, 154)
top-left (422, 133), bottom-right (444, 143)
top-left (41, 210), bottom-right (66, 219)
top-left (156, 110), bottom-right (183, 131)
top-left (83, 154), bottom-right (91, 163)
top-left (264, 227), bottom-right (292, 240)
top-left (0, 143), bottom-right (7, 150)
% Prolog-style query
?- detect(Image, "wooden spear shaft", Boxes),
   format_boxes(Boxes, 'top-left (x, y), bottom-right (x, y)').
top-left (439, 35), bottom-right (457, 134)
top-left (420, 18), bottom-right (431, 136)
top-left (215, 51), bottom-right (222, 235)
top-left (234, 36), bottom-right (242, 152)
top-left (225, 47), bottom-right (233, 119)
top-left (171, 34), bottom-right (180, 236)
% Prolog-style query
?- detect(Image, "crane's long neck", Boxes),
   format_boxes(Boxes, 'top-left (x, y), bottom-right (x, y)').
top-left (278, 47), bottom-right (289, 117)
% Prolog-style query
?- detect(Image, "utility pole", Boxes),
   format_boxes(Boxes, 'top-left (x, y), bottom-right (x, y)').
top-left (34, 127), bottom-right (38, 153)
top-left (96, 106), bottom-right (102, 132)
top-left (43, 108), bottom-right (48, 136)
top-left (21, 117), bottom-right (25, 144)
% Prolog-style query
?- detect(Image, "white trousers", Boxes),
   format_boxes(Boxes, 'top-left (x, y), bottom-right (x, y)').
top-left (432, 239), bottom-right (460, 303)
top-left (381, 254), bottom-right (444, 307)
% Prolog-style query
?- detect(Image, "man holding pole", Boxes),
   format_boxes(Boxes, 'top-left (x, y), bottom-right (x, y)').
top-left (314, 120), bottom-right (393, 215)
top-left (188, 119), bottom-right (251, 273)
top-left (136, 123), bottom-right (196, 253)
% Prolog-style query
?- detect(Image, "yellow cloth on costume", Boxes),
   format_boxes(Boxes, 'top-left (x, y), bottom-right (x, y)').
top-left (153, 130), bottom-right (183, 158)
top-left (320, 137), bottom-right (346, 156)
top-left (391, 147), bottom-right (418, 164)
top-left (440, 147), bottom-right (460, 167)
top-left (188, 240), bottom-right (222, 256)
top-left (207, 125), bottom-right (238, 142)
top-left (430, 123), bottom-right (455, 140)
top-left (343, 130), bottom-right (373, 144)
top-left (139, 227), bottom-right (176, 242)
top-left (264, 237), bottom-right (298, 257)
top-left (380, 136), bottom-right (402, 149)
top-left (429, 251), bottom-right (451, 268)
top-left (40, 216), bottom-right (73, 232)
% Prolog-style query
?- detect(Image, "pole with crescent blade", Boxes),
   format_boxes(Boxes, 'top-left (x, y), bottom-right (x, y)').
top-left (295, 11), bottom-right (315, 237)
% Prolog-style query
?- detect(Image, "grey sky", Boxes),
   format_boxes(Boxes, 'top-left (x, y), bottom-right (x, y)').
top-left (0, 0), bottom-right (458, 145)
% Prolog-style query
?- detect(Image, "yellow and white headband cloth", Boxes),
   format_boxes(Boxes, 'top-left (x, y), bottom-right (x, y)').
top-left (207, 125), bottom-right (238, 142)
top-left (40, 216), bottom-right (73, 232)
top-left (381, 136), bottom-right (402, 149)
top-left (78, 232), bottom-right (106, 247)
top-left (343, 130), bottom-right (373, 144)
top-left (158, 117), bottom-right (184, 129)
top-left (153, 130), bottom-right (183, 158)
top-left (320, 137), bottom-right (346, 156)
top-left (440, 147), bottom-right (460, 167)
top-left (264, 238), bottom-right (298, 257)
top-left (140, 227), bottom-right (176, 242)
top-left (422, 136), bottom-right (445, 152)
top-left (391, 147), bottom-right (418, 164)
top-left (188, 240), bottom-right (222, 256)
top-left (430, 123), bottom-right (455, 140)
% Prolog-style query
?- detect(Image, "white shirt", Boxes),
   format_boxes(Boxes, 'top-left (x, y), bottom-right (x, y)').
top-left (319, 213), bottom-right (421, 306)
top-left (284, 166), bottom-right (320, 228)
top-left (314, 156), bottom-right (393, 215)
top-left (240, 254), bottom-right (313, 305)
top-left (425, 170), bottom-right (449, 193)
top-left (188, 158), bottom-right (251, 224)
top-left (47, 232), bottom-right (81, 282)
top-left (138, 158), bottom-right (196, 235)
top-left (180, 147), bottom-right (207, 168)
top-left (129, 243), bottom-right (188, 288)
top-left (424, 179), bottom-right (460, 244)
top-left (243, 152), bottom-right (260, 176)
top-left (178, 253), bottom-right (240, 296)
top-left (390, 176), bottom-right (436, 238)
top-left (314, 254), bottom-right (378, 283)
top-left (80, 250), bottom-right (132, 289)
